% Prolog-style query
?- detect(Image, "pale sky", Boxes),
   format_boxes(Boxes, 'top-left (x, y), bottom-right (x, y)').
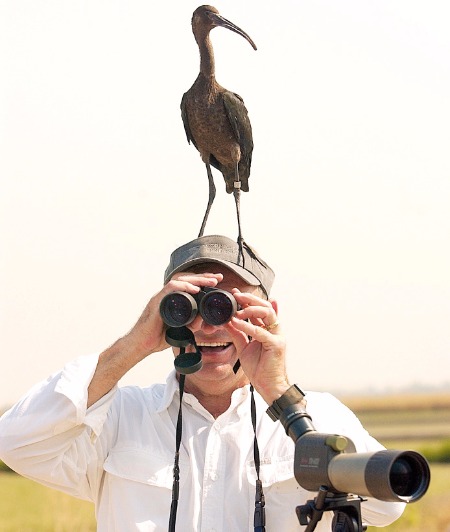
top-left (1, 0), bottom-right (449, 408)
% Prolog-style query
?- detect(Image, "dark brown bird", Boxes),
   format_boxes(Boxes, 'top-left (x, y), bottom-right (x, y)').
top-left (181, 5), bottom-right (256, 247)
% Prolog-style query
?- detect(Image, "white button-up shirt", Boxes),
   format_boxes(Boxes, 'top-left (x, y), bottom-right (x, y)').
top-left (0, 354), bottom-right (404, 531)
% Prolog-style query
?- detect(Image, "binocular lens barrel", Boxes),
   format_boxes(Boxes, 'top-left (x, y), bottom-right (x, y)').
top-left (159, 289), bottom-right (238, 327)
top-left (160, 292), bottom-right (198, 327)
top-left (200, 290), bottom-right (237, 326)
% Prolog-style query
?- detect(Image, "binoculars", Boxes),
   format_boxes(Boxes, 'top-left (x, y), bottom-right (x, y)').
top-left (159, 288), bottom-right (238, 327)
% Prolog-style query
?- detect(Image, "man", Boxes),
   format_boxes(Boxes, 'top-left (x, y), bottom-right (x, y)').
top-left (0, 235), bottom-right (404, 530)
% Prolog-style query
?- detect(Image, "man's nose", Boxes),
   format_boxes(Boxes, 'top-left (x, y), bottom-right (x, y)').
top-left (189, 313), bottom-right (222, 334)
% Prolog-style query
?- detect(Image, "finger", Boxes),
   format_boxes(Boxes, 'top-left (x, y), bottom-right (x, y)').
top-left (230, 317), bottom-right (282, 339)
top-left (233, 290), bottom-right (273, 309)
top-left (235, 296), bottom-right (278, 326)
top-left (235, 306), bottom-right (275, 323)
top-left (163, 272), bottom-right (223, 295)
top-left (235, 309), bottom-right (270, 329)
top-left (260, 320), bottom-right (281, 332)
top-left (171, 272), bottom-right (223, 285)
top-left (223, 322), bottom-right (250, 352)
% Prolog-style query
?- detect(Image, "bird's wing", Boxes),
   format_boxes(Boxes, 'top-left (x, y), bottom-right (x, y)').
top-left (222, 91), bottom-right (253, 155)
top-left (180, 92), bottom-right (198, 149)
top-left (223, 91), bottom-right (253, 187)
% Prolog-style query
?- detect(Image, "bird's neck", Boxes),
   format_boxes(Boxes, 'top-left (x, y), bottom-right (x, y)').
top-left (198, 34), bottom-right (216, 79)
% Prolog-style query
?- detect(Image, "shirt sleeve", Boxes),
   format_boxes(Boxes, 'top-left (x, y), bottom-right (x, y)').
top-left (0, 353), bottom-right (117, 502)
top-left (305, 391), bottom-right (405, 527)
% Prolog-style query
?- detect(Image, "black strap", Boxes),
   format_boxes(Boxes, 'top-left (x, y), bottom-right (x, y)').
top-left (251, 384), bottom-right (266, 531)
top-left (169, 373), bottom-right (266, 531)
top-left (168, 371), bottom-right (186, 532)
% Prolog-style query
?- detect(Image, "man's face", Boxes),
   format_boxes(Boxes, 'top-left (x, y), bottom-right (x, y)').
top-left (173, 264), bottom-right (260, 391)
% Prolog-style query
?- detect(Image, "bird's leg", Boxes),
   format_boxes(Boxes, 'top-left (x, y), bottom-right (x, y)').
top-left (198, 163), bottom-right (216, 237)
top-left (233, 163), bottom-right (245, 266)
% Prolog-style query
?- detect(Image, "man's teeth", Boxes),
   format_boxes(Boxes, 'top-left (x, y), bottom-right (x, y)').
top-left (197, 342), bottom-right (229, 347)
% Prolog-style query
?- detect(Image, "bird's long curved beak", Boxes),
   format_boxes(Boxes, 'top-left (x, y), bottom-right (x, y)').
top-left (211, 14), bottom-right (257, 51)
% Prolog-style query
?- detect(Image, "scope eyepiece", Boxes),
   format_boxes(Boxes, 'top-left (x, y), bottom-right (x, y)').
top-left (160, 288), bottom-right (238, 328)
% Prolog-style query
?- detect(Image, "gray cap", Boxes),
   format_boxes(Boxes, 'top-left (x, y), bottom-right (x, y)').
top-left (164, 235), bottom-right (275, 297)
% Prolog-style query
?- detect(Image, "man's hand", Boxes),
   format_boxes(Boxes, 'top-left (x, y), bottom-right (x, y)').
top-left (87, 272), bottom-right (223, 407)
top-left (226, 289), bottom-right (290, 406)
top-left (126, 271), bottom-right (224, 359)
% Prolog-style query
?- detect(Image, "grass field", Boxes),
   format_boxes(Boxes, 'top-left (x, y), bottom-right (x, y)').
top-left (0, 473), bottom-right (96, 531)
top-left (342, 392), bottom-right (450, 531)
top-left (367, 463), bottom-right (449, 531)
top-left (1, 466), bottom-right (448, 531)
top-left (341, 392), bottom-right (450, 443)
top-left (1, 392), bottom-right (449, 530)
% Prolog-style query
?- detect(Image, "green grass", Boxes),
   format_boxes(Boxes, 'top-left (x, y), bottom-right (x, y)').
top-left (1, 465), bottom-right (449, 530)
top-left (0, 473), bottom-right (96, 531)
top-left (341, 392), bottom-right (450, 530)
top-left (1, 392), bottom-right (449, 530)
top-left (367, 463), bottom-right (450, 531)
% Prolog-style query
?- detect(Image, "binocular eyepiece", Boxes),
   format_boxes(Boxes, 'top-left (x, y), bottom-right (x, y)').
top-left (160, 288), bottom-right (238, 328)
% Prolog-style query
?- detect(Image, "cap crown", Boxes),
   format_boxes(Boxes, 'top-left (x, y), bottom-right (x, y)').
top-left (165, 235), bottom-right (274, 297)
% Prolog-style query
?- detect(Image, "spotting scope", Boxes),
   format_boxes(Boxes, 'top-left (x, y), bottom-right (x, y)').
top-left (280, 404), bottom-right (430, 503)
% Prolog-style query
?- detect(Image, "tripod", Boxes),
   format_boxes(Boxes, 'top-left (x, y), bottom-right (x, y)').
top-left (297, 486), bottom-right (367, 532)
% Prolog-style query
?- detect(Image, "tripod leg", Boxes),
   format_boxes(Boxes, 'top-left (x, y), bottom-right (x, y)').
top-left (198, 163), bottom-right (216, 237)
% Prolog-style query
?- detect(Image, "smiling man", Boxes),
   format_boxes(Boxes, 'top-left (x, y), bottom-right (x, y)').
top-left (0, 235), bottom-right (404, 531)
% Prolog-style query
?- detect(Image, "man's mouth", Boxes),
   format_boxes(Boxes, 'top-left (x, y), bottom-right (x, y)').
top-left (196, 342), bottom-right (232, 354)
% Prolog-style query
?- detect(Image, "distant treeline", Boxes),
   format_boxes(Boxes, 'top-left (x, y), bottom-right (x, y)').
top-left (419, 439), bottom-right (450, 463)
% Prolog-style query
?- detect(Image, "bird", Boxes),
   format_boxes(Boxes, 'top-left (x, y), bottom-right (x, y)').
top-left (181, 5), bottom-right (256, 252)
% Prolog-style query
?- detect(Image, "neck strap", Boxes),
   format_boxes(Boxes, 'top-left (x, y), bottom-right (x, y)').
top-left (168, 368), bottom-right (265, 531)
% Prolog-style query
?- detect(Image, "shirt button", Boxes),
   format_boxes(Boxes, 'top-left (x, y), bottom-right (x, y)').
top-left (210, 471), bottom-right (218, 481)
top-left (213, 421), bottom-right (221, 431)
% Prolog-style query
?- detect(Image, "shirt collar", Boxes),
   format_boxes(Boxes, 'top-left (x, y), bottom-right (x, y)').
top-left (155, 370), bottom-right (253, 420)
top-left (155, 370), bottom-right (180, 414)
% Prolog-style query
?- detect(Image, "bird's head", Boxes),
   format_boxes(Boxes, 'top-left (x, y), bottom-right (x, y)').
top-left (192, 5), bottom-right (257, 50)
